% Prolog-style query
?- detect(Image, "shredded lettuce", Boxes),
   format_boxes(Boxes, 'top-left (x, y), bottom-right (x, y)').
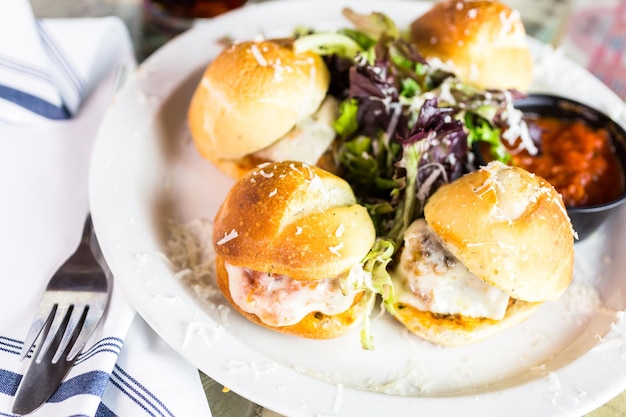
top-left (341, 238), bottom-right (395, 350)
top-left (386, 141), bottom-right (422, 247)
top-left (333, 98), bottom-right (359, 139)
top-left (342, 8), bottom-right (400, 41)
top-left (293, 32), bottom-right (363, 58)
top-left (337, 28), bottom-right (377, 50)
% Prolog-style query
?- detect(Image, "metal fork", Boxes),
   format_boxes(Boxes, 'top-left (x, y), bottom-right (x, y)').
top-left (19, 214), bottom-right (111, 365)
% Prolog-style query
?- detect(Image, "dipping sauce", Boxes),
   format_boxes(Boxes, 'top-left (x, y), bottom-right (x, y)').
top-left (510, 115), bottom-right (625, 207)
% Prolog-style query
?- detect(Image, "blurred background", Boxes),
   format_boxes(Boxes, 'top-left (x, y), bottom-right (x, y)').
top-left (29, 0), bottom-right (626, 105)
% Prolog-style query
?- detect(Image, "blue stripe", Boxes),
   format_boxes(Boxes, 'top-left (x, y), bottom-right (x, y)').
top-left (0, 336), bottom-right (22, 346)
top-left (0, 335), bottom-right (122, 360)
top-left (0, 336), bottom-right (22, 352)
top-left (0, 337), bottom-right (31, 358)
top-left (75, 337), bottom-right (123, 365)
top-left (75, 348), bottom-right (122, 365)
top-left (112, 365), bottom-right (175, 417)
top-left (80, 337), bottom-right (123, 357)
top-left (0, 346), bottom-right (20, 356)
top-left (109, 377), bottom-right (156, 417)
top-left (95, 402), bottom-right (117, 417)
top-left (0, 369), bottom-right (20, 396)
top-left (0, 54), bottom-right (50, 81)
top-left (0, 84), bottom-right (69, 119)
top-left (36, 20), bottom-right (84, 96)
top-left (48, 370), bottom-right (110, 402)
top-left (79, 338), bottom-right (123, 353)
top-left (0, 368), bottom-right (112, 403)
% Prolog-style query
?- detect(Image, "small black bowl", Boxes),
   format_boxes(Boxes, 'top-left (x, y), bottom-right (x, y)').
top-left (478, 93), bottom-right (626, 242)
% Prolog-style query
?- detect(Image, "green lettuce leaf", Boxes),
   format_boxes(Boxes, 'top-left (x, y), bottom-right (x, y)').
top-left (341, 238), bottom-right (396, 350)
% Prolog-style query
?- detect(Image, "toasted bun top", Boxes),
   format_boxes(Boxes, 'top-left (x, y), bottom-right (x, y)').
top-left (424, 161), bottom-right (574, 302)
top-left (410, 0), bottom-right (533, 91)
top-left (188, 39), bottom-right (330, 160)
top-left (213, 161), bottom-right (376, 280)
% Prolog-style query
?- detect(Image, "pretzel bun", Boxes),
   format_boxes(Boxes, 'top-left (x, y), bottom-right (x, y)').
top-left (410, 0), bottom-right (533, 91)
top-left (213, 161), bottom-right (376, 338)
top-left (188, 39), bottom-right (331, 178)
top-left (390, 161), bottom-right (574, 346)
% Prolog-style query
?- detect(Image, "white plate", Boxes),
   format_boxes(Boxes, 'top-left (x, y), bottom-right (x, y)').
top-left (89, 1), bottom-right (626, 416)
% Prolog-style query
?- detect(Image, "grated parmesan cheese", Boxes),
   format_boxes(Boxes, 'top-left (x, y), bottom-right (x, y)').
top-left (164, 217), bottom-right (220, 302)
top-left (217, 229), bottom-right (239, 245)
top-left (257, 169), bottom-right (274, 179)
top-left (328, 242), bottom-right (344, 256)
top-left (249, 43), bottom-right (268, 66)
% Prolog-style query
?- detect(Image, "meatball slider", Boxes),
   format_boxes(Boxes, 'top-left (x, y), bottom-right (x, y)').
top-left (213, 161), bottom-right (376, 339)
top-left (410, 0), bottom-right (533, 91)
top-left (188, 39), bottom-right (338, 179)
top-left (390, 161), bottom-right (574, 346)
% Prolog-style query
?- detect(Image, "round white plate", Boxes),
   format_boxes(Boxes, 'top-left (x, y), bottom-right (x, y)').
top-left (89, 1), bottom-right (626, 416)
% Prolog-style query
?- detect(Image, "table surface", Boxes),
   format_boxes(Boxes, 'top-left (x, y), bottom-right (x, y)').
top-left (29, 0), bottom-right (626, 416)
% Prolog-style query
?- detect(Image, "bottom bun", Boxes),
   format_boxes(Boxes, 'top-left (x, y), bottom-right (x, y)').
top-left (390, 299), bottom-right (542, 346)
top-left (216, 256), bottom-right (367, 339)
top-left (205, 149), bottom-right (341, 180)
top-left (203, 152), bottom-right (264, 180)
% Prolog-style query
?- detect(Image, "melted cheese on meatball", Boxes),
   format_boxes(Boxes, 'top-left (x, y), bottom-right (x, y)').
top-left (392, 219), bottom-right (510, 320)
top-left (225, 262), bottom-right (358, 326)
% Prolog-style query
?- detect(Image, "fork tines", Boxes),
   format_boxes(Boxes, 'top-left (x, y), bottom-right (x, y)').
top-left (18, 215), bottom-right (111, 365)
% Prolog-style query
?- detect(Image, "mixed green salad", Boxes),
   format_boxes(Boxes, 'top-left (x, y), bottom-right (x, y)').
top-left (293, 8), bottom-right (531, 349)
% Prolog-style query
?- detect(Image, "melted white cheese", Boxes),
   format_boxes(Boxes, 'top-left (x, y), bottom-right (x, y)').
top-left (253, 96), bottom-right (339, 164)
top-left (226, 262), bottom-right (357, 326)
top-left (392, 219), bottom-right (509, 320)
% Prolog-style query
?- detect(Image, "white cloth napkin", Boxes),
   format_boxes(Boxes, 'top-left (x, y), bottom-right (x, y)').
top-left (0, 0), bottom-right (105, 124)
top-left (0, 12), bottom-right (212, 417)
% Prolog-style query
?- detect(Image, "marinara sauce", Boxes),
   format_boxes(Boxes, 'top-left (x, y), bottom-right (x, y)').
top-left (511, 116), bottom-right (625, 207)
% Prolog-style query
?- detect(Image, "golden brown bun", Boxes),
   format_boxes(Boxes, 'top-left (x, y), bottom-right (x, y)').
top-left (188, 39), bottom-right (330, 162)
top-left (215, 256), bottom-right (367, 339)
top-left (424, 161), bottom-right (574, 302)
top-left (213, 161), bottom-right (376, 281)
top-left (390, 299), bottom-right (542, 346)
top-left (410, 0), bottom-right (533, 91)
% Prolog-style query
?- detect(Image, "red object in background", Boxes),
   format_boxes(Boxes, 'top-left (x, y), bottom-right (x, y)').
top-left (146, 0), bottom-right (246, 19)
top-left (142, 0), bottom-right (246, 36)
top-left (586, 0), bottom-right (626, 99)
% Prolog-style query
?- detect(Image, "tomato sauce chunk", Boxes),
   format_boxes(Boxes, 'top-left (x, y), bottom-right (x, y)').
top-left (512, 116), bottom-right (625, 207)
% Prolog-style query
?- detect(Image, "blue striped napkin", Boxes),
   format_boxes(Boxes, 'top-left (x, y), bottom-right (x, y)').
top-left (1, 1), bottom-right (90, 124)
top-left (0, 13), bottom-right (212, 417)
